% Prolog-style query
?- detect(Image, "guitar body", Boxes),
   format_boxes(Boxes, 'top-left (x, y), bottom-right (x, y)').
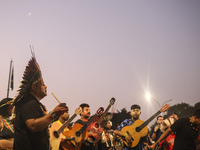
top-left (86, 98), bottom-right (116, 143)
top-left (61, 123), bottom-right (89, 150)
top-left (86, 117), bottom-right (101, 143)
top-left (121, 119), bottom-right (148, 148)
top-left (121, 104), bottom-right (170, 148)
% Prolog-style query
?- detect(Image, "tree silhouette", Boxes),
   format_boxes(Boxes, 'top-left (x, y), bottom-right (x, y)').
top-left (111, 108), bottom-right (131, 129)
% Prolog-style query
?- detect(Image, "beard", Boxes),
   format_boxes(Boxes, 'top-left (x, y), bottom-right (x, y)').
top-left (133, 115), bottom-right (139, 120)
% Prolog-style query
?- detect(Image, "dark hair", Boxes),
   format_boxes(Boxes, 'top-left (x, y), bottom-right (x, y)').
top-left (0, 98), bottom-right (13, 117)
top-left (157, 115), bottom-right (163, 120)
top-left (131, 104), bottom-right (141, 110)
top-left (194, 109), bottom-right (200, 118)
top-left (80, 103), bottom-right (89, 110)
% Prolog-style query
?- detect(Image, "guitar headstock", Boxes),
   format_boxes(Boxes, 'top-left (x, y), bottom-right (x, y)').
top-left (160, 104), bottom-right (170, 112)
top-left (96, 107), bottom-right (104, 116)
top-left (110, 97), bottom-right (116, 105)
top-left (75, 107), bottom-right (82, 115)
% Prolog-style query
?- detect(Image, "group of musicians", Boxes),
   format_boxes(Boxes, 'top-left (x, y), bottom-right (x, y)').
top-left (0, 54), bottom-right (200, 150)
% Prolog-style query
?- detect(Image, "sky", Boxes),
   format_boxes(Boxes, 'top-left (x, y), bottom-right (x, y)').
top-left (1, 0), bottom-right (200, 126)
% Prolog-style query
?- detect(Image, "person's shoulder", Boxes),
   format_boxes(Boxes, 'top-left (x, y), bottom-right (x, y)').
top-left (120, 118), bottom-right (132, 125)
top-left (22, 98), bottom-right (38, 107)
top-left (75, 119), bottom-right (85, 125)
top-left (122, 118), bottom-right (131, 122)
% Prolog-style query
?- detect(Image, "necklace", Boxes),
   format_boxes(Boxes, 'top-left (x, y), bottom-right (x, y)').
top-left (190, 119), bottom-right (199, 131)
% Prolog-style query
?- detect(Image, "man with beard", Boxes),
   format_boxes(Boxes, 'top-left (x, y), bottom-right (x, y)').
top-left (116, 104), bottom-right (145, 150)
top-left (151, 109), bottom-right (200, 150)
top-left (77, 103), bottom-right (95, 150)
top-left (60, 103), bottom-right (93, 150)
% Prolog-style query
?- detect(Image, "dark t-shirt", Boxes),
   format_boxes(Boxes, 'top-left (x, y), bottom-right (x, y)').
top-left (170, 118), bottom-right (199, 150)
top-left (13, 94), bottom-right (49, 150)
top-left (150, 126), bottom-right (162, 142)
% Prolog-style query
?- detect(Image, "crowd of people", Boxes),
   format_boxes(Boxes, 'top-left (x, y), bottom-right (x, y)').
top-left (0, 54), bottom-right (200, 150)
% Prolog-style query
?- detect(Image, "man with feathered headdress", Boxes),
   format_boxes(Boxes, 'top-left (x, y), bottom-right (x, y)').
top-left (13, 52), bottom-right (67, 150)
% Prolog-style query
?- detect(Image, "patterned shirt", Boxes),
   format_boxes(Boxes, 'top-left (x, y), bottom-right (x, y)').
top-left (117, 119), bottom-right (144, 150)
top-left (0, 117), bottom-right (14, 139)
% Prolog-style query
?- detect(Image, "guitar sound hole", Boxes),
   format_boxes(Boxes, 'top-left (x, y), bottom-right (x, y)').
top-left (75, 131), bottom-right (81, 137)
top-left (89, 136), bottom-right (96, 141)
top-left (94, 123), bottom-right (99, 128)
top-left (136, 127), bottom-right (141, 132)
top-left (53, 131), bottom-right (59, 138)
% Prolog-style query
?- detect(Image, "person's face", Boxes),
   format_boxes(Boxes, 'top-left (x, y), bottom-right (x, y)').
top-left (105, 121), bottom-right (112, 129)
top-left (81, 107), bottom-right (90, 118)
top-left (33, 79), bottom-right (47, 100)
top-left (195, 117), bottom-right (200, 126)
top-left (61, 111), bottom-right (69, 121)
top-left (157, 117), bottom-right (164, 125)
top-left (130, 108), bottom-right (141, 119)
top-left (6, 105), bottom-right (13, 117)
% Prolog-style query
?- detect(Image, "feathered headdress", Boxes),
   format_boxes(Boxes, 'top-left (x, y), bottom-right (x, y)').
top-left (13, 49), bottom-right (43, 105)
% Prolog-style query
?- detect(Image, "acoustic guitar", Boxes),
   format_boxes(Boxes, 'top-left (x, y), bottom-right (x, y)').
top-left (61, 107), bottom-right (104, 150)
top-left (121, 104), bottom-right (170, 148)
top-left (87, 97), bottom-right (116, 143)
top-left (49, 107), bottom-right (82, 150)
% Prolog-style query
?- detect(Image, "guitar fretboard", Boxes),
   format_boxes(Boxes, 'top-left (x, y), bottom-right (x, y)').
top-left (97, 104), bottom-right (112, 124)
top-left (57, 113), bottom-right (77, 133)
top-left (139, 110), bottom-right (161, 130)
top-left (79, 114), bottom-right (98, 134)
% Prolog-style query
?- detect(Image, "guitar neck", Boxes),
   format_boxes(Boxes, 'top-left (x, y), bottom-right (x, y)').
top-left (79, 114), bottom-right (98, 134)
top-left (97, 104), bottom-right (112, 124)
top-left (140, 110), bottom-right (161, 130)
top-left (57, 113), bottom-right (77, 133)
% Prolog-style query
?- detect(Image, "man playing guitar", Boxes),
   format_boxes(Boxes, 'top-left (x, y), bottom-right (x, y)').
top-left (115, 104), bottom-right (147, 150)
top-left (49, 106), bottom-right (74, 150)
top-left (61, 103), bottom-right (96, 150)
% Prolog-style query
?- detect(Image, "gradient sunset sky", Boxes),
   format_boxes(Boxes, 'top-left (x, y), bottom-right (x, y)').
top-left (1, 1), bottom-right (200, 125)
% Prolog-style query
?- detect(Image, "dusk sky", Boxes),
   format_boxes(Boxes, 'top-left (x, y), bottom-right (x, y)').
top-left (1, 1), bottom-right (200, 126)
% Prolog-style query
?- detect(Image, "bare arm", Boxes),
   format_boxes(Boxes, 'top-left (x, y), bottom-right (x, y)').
top-left (151, 125), bottom-right (159, 141)
top-left (26, 114), bottom-right (52, 132)
top-left (150, 127), bottom-right (172, 149)
top-left (114, 130), bottom-right (131, 143)
top-left (26, 105), bottom-right (67, 132)
top-left (114, 130), bottom-right (126, 137)
top-left (156, 127), bottom-right (172, 144)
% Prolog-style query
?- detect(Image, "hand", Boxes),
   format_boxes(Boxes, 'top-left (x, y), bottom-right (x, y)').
top-left (154, 125), bottom-right (159, 132)
top-left (52, 104), bottom-right (68, 117)
top-left (125, 134), bottom-right (132, 145)
top-left (150, 143), bottom-right (156, 149)
top-left (150, 142), bottom-right (160, 150)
